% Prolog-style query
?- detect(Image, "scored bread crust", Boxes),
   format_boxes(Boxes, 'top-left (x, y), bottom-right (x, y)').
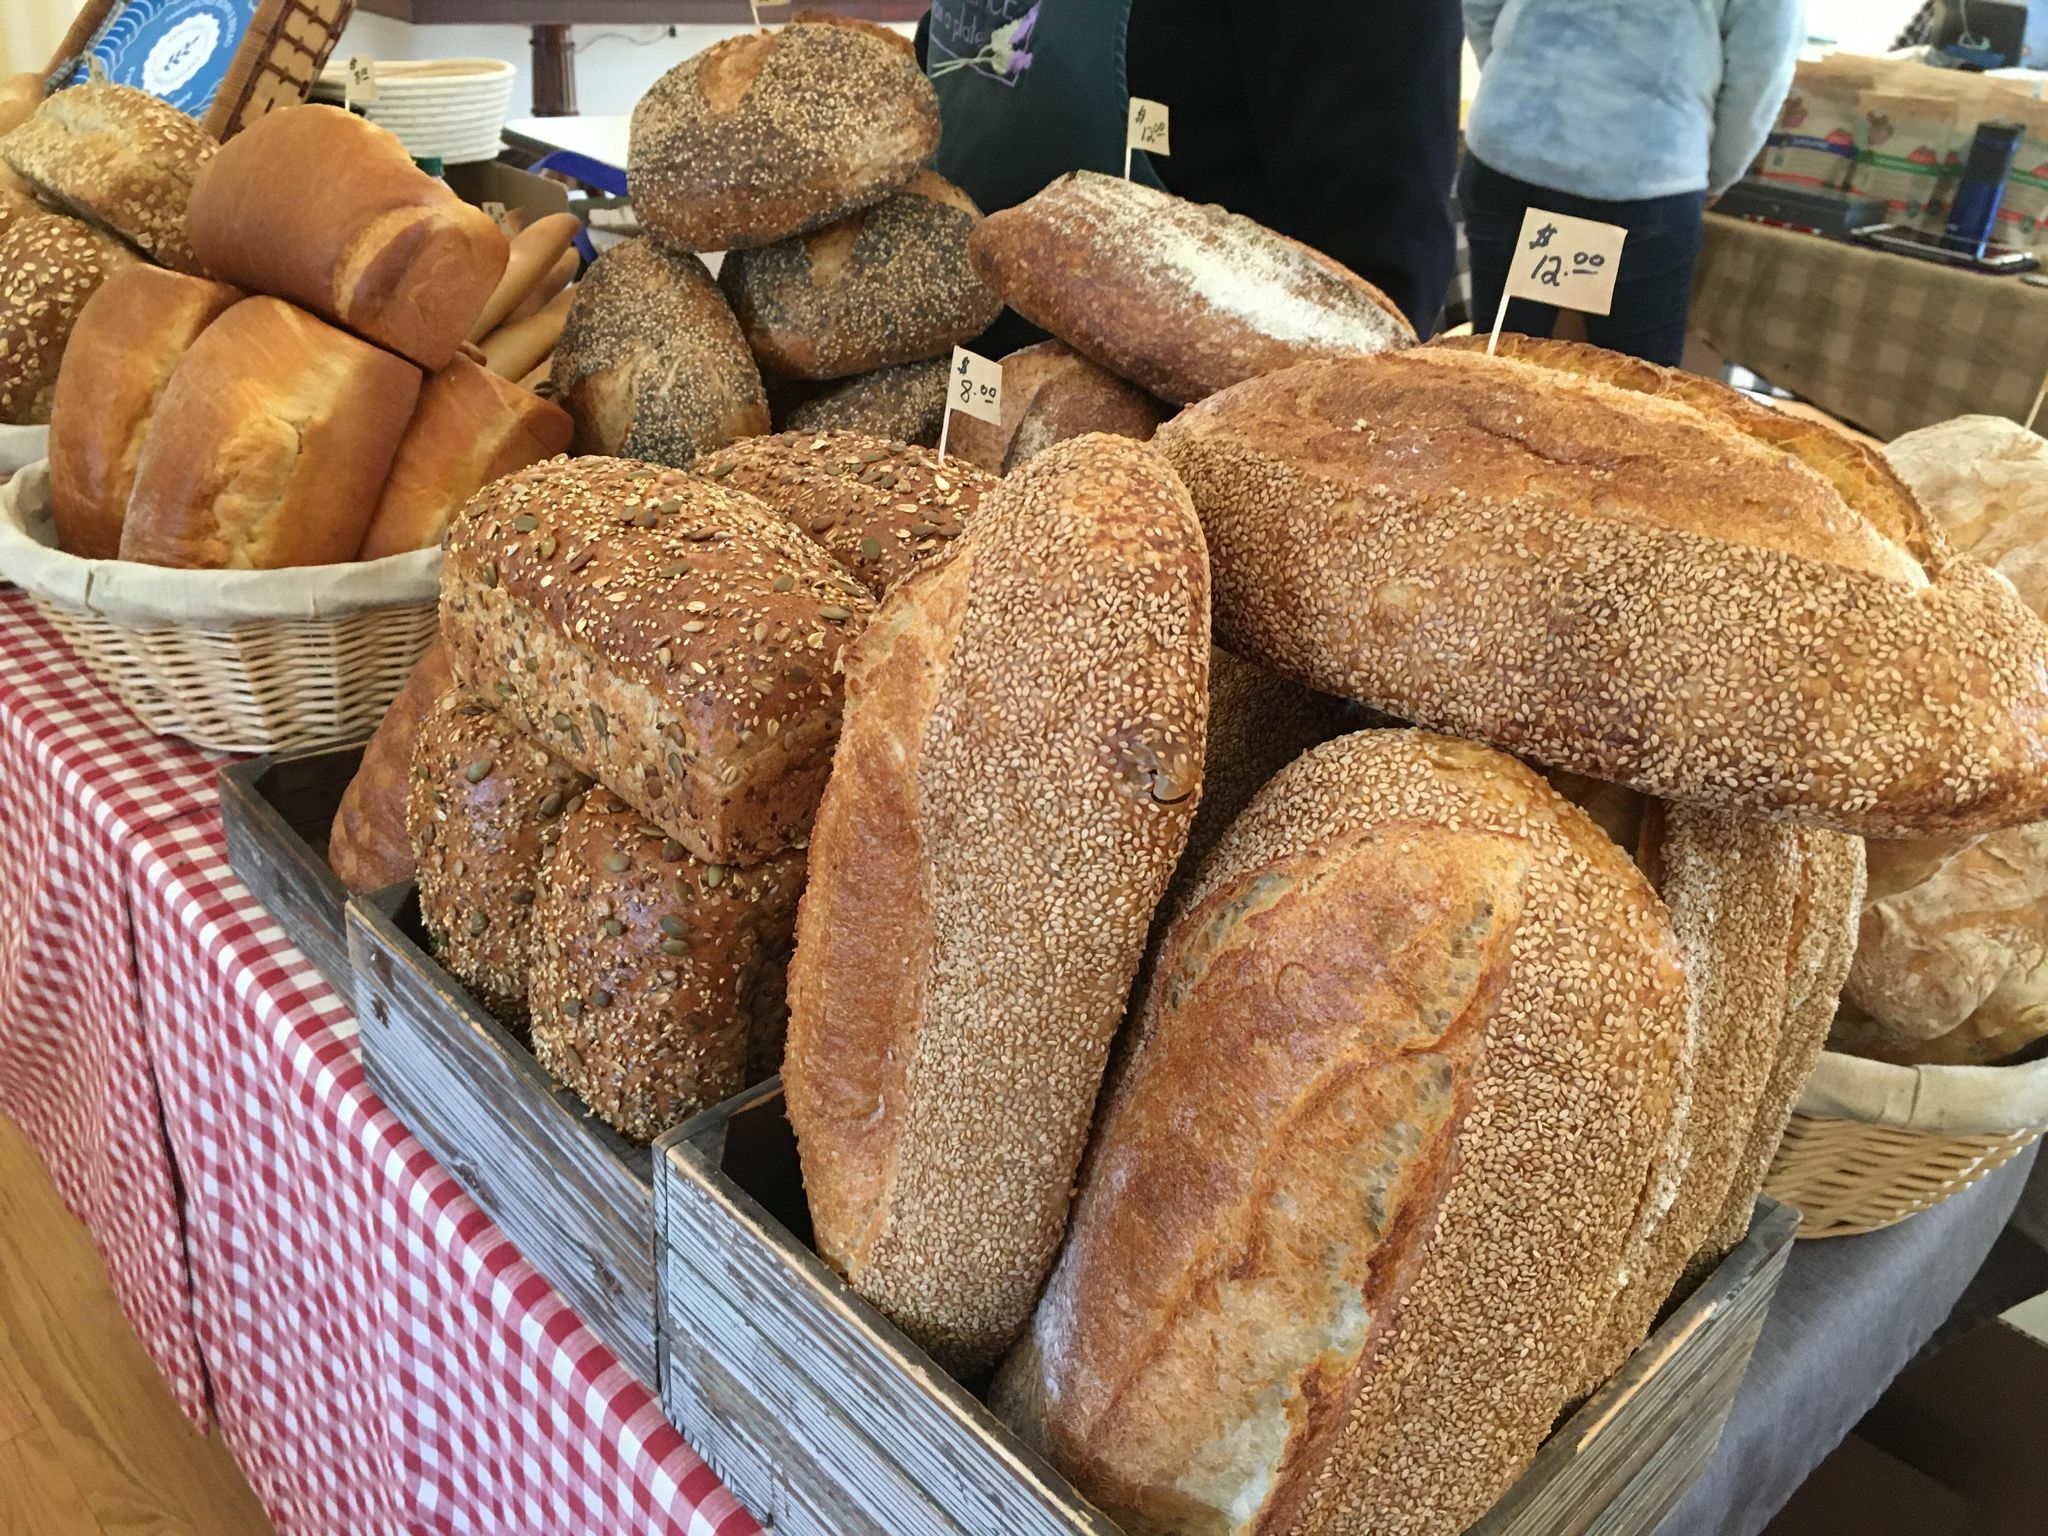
top-left (551, 237), bottom-right (769, 467)
top-left (330, 643), bottom-right (456, 896)
top-left (439, 456), bottom-right (874, 866)
top-left (949, 339), bottom-right (1166, 475)
top-left (628, 18), bottom-right (939, 253)
top-left (1154, 348), bottom-right (2048, 838)
top-left (992, 730), bottom-right (1689, 1536)
top-left (718, 170), bottom-right (1000, 380)
top-left (967, 171), bottom-right (1415, 406)
top-left (692, 428), bottom-right (991, 595)
top-left (784, 434), bottom-right (1211, 1376)
top-left (528, 788), bottom-right (804, 1143)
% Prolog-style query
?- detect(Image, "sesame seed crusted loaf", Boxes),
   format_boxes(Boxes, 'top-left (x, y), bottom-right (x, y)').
top-left (779, 356), bottom-right (947, 445)
top-left (718, 170), bottom-right (1001, 380)
top-left (331, 643), bottom-right (456, 897)
top-left (692, 429), bottom-right (992, 596)
top-left (528, 787), bottom-right (805, 1144)
top-left (0, 207), bottom-right (136, 425)
top-left (947, 339), bottom-right (1168, 476)
top-left (551, 237), bottom-right (769, 467)
top-left (783, 433), bottom-right (1211, 1377)
top-left (967, 172), bottom-right (1415, 407)
top-left (990, 729), bottom-right (1690, 1536)
top-left (0, 83), bottom-right (215, 274)
top-left (1155, 346), bottom-right (2048, 838)
top-left (406, 690), bottom-right (594, 1028)
top-left (628, 17), bottom-right (939, 254)
top-left (439, 455), bottom-right (875, 868)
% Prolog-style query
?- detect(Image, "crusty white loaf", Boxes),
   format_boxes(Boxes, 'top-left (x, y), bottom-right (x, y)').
top-left (992, 730), bottom-right (1688, 1536)
top-left (358, 357), bottom-right (573, 560)
top-left (551, 238), bottom-right (768, 467)
top-left (528, 787), bottom-right (805, 1143)
top-left (718, 170), bottom-right (1001, 380)
top-left (629, 15), bottom-right (939, 252)
top-left (48, 266), bottom-right (241, 559)
top-left (330, 644), bottom-right (457, 896)
top-left (784, 434), bottom-right (1210, 1377)
top-left (120, 297), bottom-right (422, 569)
top-left (968, 172), bottom-right (1415, 405)
top-left (186, 105), bottom-right (509, 369)
top-left (438, 456), bottom-right (874, 867)
top-left (1155, 341), bottom-right (2048, 838)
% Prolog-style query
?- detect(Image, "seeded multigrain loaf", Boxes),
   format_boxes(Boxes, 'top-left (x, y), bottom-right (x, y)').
top-left (406, 692), bottom-right (593, 1026)
top-left (718, 171), bottom-right (1000, 380)
top-left (784, 434), bottom-right (1211, 1376)
top-left (331, 645), bottom-right (457, 896)
top-left (967, 172), bottom-right (1414, 406)
top-left (692, 430), bottom-right (992, 596)
top-left (948, 339), bottom-right (1168, 476)
top-left (529, 788), bottom-right (805, 1142)
top-left (628, 16), bottom-right (939, 253)
top-left (439, 456), bottom-right (874, 867)
top-left (551, 238), bottom-right (768, 466)
top-left (0, 209), bottom-right (136, 425)
top-left (991, 730), bottom-right (1689, 1536)
top-left (1155, 345), bottom-right (2048, 838)
top-left (1, 83), bottom-right (215, 274)
top-left (779, 356), bottom-right (948, 445)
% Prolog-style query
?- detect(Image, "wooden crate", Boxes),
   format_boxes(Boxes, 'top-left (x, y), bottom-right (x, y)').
top-left (218, 746), bottom-right (363, 998)
top-left (346, 885), bottom-right (662, 1388)
top-left (657, 1082), bottom-right (1801, 1536)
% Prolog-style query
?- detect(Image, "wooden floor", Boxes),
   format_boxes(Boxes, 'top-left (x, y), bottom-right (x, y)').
top-left (0, 1112), bottom-right (273, 1535)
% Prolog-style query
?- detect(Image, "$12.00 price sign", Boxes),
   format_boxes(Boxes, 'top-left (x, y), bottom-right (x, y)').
top-left (1487, 208), bottom-right (1627, 354)
top-left (937, 346), bottom-right (1003, 462)
top-left (1125, 97), bottom-right (1170, 180)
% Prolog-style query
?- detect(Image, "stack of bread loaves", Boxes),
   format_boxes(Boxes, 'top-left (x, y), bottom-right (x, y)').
top-left (31, 102), bottom-right (575, 568)
top-left (776, 321), bottom-right (2048, 1532)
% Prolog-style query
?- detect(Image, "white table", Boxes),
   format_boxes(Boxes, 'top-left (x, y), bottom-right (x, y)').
top-left (504, 114), bottom-right (631, 172)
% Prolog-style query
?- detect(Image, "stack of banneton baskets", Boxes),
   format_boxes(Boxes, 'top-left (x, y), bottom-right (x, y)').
top-left (295, 15), bottom-right (2048, 1536)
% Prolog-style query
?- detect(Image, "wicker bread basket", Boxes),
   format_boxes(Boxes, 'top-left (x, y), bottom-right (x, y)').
top-left (0, 462), bottom-right (439, 753)
top-left (1763, 1049), bottom-right (2048, 1238)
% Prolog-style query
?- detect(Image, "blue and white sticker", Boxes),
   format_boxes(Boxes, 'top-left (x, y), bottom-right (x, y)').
top-left (69, 0), bottom-right (256, 120)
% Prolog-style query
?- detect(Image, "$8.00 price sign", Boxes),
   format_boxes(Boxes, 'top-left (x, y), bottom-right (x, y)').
top-left (1487, 208), bottom-right (1627, 354)
top-left (344, 54), bottom-right (379, 106)
top-left (937, 346), bottom-right (1003, 462)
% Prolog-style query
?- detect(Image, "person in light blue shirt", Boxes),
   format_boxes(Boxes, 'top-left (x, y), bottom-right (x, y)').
top-left (1461, 0), bottom-right (1804, 364)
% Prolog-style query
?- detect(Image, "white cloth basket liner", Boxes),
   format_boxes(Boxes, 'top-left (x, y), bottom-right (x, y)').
top-left (1796, 1049), bottom-right (2048, 1137)
top-left (0, 426), bottom-right (50, 478)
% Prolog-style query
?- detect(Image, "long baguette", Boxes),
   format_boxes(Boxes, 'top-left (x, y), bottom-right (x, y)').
top-left (467, 212), bottom-right (581, 341)
top-left (479, 288), bottom-right (571, 379)
top-left (501, 247), bottom-right (577, 326)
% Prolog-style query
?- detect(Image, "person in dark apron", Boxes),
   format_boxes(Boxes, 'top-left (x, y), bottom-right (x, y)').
top-left (916, 0), bottom-right (1462, 339)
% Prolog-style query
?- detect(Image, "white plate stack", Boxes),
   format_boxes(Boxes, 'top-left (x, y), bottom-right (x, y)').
top-left (314, 58), bottom-right (516, 165)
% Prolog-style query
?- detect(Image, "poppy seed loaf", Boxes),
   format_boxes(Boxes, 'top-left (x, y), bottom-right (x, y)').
top-left (780, 356), bottom-right (949, 445)
top-left (438, 456), bottom-right (874, 867)
top-left (529, 787), bottom-right (805, 1144)
top-left (991, 729), bottom-right (1690, 1536)
top-left (692, 429), bottom-right (993, 596)
top-left (783, 434), bottom-right (1211, 1376)
top-left (718, 170), bottom-right (1000, 380)
top-left (629, 17), bottom-right (939, 253)
top-left (1155, 343), bottom-right (2048, 837)
top-left (551, 237), bottom-right (768, 467)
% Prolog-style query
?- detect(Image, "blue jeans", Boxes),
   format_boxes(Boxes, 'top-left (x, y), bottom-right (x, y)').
top-left (1459, 154), bottom-right (1706, 367)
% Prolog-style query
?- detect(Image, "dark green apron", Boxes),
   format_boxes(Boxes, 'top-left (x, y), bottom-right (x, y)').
top-left (927, 0), bottom-right (1167, 217)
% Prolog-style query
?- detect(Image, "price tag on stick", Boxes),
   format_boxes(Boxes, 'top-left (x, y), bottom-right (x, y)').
top-left (749, 0), bottom-right (789, 27)
top-left (343, 54), bottom-right (379, 107)
top-left (937, 346), bottom-right (1003, 463)
top-left (1487, 208), bottom-right (1627, 356)
top-left (1125, 97), bottom-right (1170, 180)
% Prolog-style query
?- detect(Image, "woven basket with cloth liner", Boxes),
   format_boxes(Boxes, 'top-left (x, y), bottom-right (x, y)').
top-left (0, 461), bottom-right (437, 754)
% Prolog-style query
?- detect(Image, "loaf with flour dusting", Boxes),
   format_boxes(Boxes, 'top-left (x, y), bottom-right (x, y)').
top-left (784, 434), bottom-right (1210, 1376)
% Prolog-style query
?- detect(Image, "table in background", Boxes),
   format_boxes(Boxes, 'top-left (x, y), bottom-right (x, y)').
top-left (1688, 214), bottom-right (2048, 440)
top-left (0, 590), bottom-right (756, 1535)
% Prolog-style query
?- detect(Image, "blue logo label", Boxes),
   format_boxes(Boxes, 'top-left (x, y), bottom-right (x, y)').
top-left (68, 0), bottom-right (256, 120)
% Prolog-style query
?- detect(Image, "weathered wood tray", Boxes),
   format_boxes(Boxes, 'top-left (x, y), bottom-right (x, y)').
top-left (218, 746), bottom-right (364, 998)
top-left (657, 1081), bottom-right (1800, 1536)
top-left (346, 884), bottom-right (661, 1388)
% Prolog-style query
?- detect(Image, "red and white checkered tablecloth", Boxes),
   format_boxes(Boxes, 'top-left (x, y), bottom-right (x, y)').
top-left (0, 589), bottom-right (760, 1536)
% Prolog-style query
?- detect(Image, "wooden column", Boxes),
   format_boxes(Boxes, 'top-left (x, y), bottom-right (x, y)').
top-left (530, 22), bottom-right (577, 116)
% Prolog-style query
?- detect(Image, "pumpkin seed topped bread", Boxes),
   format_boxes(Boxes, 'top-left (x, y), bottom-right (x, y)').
top-left (784, 434), bottom-right (1211, 1376)
top-left (529, 787), bottom-right (805, 1143)
top-left (439, 455), bottom-right (874, 868)
top-left (693, 429), bottom-right (994, 596)
top-left (1155, 343), bottom-right (2048, 838)
top-left (993, 730), bottom-right (1689, 1536)
top-left (629, 14), bottom-right (939, 253)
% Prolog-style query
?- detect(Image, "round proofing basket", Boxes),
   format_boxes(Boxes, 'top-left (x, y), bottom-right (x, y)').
top-left (0, 463), bottom-right (440, 754)
top-left (1763, 1049), bottom-right (2048, 1238)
